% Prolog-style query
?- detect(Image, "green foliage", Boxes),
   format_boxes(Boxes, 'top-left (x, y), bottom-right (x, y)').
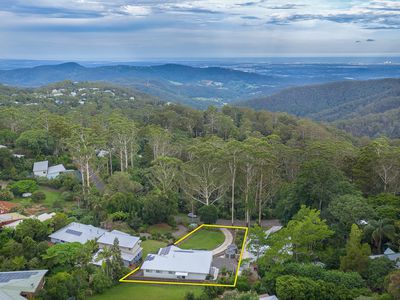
top-left (42, 242), bottom-right (85, 269)
top-left (276, 275), bottom-right (369, 300)
top-left (0, 189), bottom-right (14, 201)
top-left (340, 224), bottom-right (371, 275)
top-left (142, 191), bottom-right (178, 225)
top-left (198, 205), bottom-right (219, 224)
top-left (385, 270), bottom-right (400, 300)
top-left (32, 190), bottom-right (46, 202)
top-left (16, 129), bottom-right (54, 155)
top-left (92, 268), bottom-right (113, 294)
top-left (15, 218), bottom-right (49, 242)
top-left (222, 290), bottom-right (259, 300)
top-left (364, 219), bottom-right (397, 253)
top-left (366, 257), bottom-right (395, 292)
top-left (9, 179), bottom-right (38, 195)
top-left (328, 194), bottom-right (376, 233)
top-left (266, 205), bottom-right (333, 262)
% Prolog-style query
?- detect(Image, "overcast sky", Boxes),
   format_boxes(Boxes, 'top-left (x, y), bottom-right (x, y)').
top-left (0, 0), bottom-right (399, 60)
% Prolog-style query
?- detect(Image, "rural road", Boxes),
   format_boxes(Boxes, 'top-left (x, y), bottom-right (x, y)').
top-left (212, 228), bottom-right (233, 256)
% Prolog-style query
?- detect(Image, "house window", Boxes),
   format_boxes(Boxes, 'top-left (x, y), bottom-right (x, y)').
top-left (168, 271), bottom-right (174, 274)
top-left (156, 270), bottom-right (161, 273)
top-left (146, 270), bottom-right (152, 273)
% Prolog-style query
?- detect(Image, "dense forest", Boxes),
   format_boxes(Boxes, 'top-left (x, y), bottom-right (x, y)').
top-left (239, 78), bottom-right (400, 138)
top-left (0, 81), bottom-right (399, 300)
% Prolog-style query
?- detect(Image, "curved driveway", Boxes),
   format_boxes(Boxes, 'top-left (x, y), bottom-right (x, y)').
top-left (212, 228), bottom-right (233, 256)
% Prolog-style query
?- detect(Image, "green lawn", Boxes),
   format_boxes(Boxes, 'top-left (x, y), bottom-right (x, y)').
top-left (179, 228), bottom-right (225, 250)
top-left (10, 186), bottom-right (69, 212)
top-left (147, 223), bottom-right (173, 235)
top-left (88, 283), bottom-right (202, 300)
top-left (141, 239), bottom-right (168, 258)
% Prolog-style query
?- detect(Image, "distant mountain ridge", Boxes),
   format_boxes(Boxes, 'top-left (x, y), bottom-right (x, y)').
top-left (1, 62), bottom-right (400, 109)
top-left (238, 78), bottom-right (400, 138)
top-left (0, 62), bottom-right (276, 108)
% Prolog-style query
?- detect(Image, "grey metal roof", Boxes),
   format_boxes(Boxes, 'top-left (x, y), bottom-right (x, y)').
top-left (49, 222), bottom-right (107, 244)
top-left (33, 161), bottom-right (48, 172)
top-left (97, 230), bottom-right (140, 248)
top-left (47, 164), bottom-right (66, 174)
top-left (141, 245), bottom-right (212, 274)
top-left (0, 270), bottom-right (47, 299)
top-left (384, 248), bottom-right (395, 255)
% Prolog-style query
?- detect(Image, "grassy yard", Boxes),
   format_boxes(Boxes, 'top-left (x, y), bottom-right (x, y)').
top-left (141, 239), bottom-right (168, 258)
top-left (147, 223), bottom-right (173, 235)
top-left (179, 228), bottom-right (225, 250)
top-left (88, 283), bottom-right (202, 300)
top-left (10, 185), bottom-right (70, 213)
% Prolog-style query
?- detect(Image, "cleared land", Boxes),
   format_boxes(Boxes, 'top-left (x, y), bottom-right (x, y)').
top-left (178, 228), bottom-right (225, 250)
top-left (88, 283), bottom-right (201, 300)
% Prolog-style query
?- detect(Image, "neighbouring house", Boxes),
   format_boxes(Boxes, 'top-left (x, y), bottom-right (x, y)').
top-left (0, 145), bottom-right (7, 149)
top-left (0, 201), bottom-right (18, 214)
top-left (12, 154), bottom-right (25, 159)
top-left (94, 230), bottom-right (142, 267)
top-left (4, 212), bottom-right (56, 230)
top-left (370, 248), bottom-right (400, 268)
top-left (33, 160), bottom-right (67, 179)
top-left (96, 149), bottom-right (109, 158)
top-left (259, 295), bottom-right (279, 300)
top-left (0, 269), bottom-right (47, 300)
top-left (0, 213), bottom-right (27, 228)
top-left (50, 222), bottom-right (142, 267)
top-left (141, 245), bottom-right (216, 281)
top-left (49, 222), bottom-right (107, 244)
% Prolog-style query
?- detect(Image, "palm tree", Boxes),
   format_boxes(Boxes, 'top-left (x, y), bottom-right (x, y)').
top-left (365, 219), bottom-right (396, 253)
top-left (96, 247), bottom-right (113, 277)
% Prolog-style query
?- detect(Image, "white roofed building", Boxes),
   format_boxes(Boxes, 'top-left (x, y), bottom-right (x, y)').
top-left (49, 222), bottom-right (107, 244)
top-left (95, 230), bottom-right (142, 267)
top-left (0, 270), bottom-right (48, 300)
top-left (33, 161), bottom-right (68, 179)
top-left (141, 245), bottom-right (215, 281)
top-left (33, 161), bottom-right (49, 177)
top-left (49, 222), bottom-right (142, 267)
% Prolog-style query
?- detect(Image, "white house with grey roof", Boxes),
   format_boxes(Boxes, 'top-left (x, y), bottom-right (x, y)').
top-left (0, 270), bottom-right (47, 300)
top-left (50, 222), bottom-right (142, 267)
top-left (94, 230), bottom-right (142, 267)
top-left (141, 245), bottom-right (216, 280)
top-left (49, 222), bottom-right (107, 244)
top-left (33, 160), bottom-right (67, 179)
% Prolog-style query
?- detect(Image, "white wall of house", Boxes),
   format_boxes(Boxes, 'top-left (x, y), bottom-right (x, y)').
top-left (143, 269), bottom-right (208, 280)
top-left (47, 171), bottom-right (62, 179)
top-left (98, 241), bottom-right (142, 264)
top-left (34, 170), bottom-right (47, 177)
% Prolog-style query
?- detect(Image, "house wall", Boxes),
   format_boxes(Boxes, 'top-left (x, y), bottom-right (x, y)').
top-left (98, 242), bottom-right (142, 264)
top-left (34, 170), bottom-right (47, 177)
top-left (143, 269), bottom-right (207, 280)
top-left (47, 171), bottom-right (61, 179)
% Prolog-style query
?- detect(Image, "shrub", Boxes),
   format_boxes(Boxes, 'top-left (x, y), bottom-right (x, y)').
top-left (0, 189), bottom-right (14, 201)
top-left (32, 191), bottom-right (46, 203)
top-left (9, 180), bottom-right (38, 196)
top-left (61, 191), bottom-right (74, 202)
top-left (198, 205), bottom-right (218, 224)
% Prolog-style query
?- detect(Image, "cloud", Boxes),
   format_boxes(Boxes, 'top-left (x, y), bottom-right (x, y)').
top-left (0, 0), bottom-right (399, 58)
top-left (120, 5), bottom-right (151, 16)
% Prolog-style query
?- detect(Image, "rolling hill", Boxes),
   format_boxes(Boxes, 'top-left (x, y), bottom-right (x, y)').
top-left (238, 78), bottom-right (400, 138)
top-left (0, 62), bottom-right (285, 108)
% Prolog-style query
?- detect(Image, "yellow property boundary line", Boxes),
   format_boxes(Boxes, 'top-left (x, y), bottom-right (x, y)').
top-left (119, 223), bottom-right (249, 287)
